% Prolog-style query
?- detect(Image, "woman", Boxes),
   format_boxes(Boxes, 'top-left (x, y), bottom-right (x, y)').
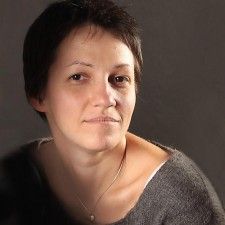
top-left (0, 0), bottom-right (224, 224)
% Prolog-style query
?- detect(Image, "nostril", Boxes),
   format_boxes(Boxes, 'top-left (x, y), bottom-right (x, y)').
top-left (91, 87), bottom-right (116, 108)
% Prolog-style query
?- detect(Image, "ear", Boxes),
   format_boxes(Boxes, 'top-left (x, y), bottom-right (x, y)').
top-left (29, 97), bottom-right (46, 112)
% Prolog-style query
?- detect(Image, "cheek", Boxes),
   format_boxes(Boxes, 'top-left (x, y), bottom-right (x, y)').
top-left (128, 95), bottom-right (136, 115)
top-left (120, 91), bottom-right (136, 117)
top-left (45, 86), bottom-right (85, 118)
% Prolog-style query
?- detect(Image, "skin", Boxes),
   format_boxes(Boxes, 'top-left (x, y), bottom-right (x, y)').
top-left (31, 25), bottom-right (169, 224)
top-left (34, 25), bottom-right (135, 157)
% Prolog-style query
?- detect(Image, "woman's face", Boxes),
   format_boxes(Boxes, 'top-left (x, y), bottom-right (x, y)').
top-left (34, 25), bottom-right (136, 152)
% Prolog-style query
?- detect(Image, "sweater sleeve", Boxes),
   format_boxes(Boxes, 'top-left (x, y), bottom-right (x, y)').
top-left (0, 157), bottom-right (19, 225)
top-left (162, 152), bottom-right (225, 225)
top-left (163, 189), bottom-right (225, 225)
top-left (0, 142), bottom-right (44, 225)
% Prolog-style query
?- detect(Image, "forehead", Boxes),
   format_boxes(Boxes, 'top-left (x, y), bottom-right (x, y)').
top-left (53, 25), bottom-right (134, 67)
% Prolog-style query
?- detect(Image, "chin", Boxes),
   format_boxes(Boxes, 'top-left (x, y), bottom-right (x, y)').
top-left (80, 132), bottom-right (123, 152)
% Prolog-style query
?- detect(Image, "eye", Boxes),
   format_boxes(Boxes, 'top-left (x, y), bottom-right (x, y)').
top-left (69, 73), bottom-right (86, 81)
top-left (109, 75), bottom-right (130, 87)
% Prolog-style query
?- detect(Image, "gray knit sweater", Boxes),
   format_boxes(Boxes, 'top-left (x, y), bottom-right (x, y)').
top-left (112, 145), bottom-right (225, 225)
top-left (0, 140), bottom-right (225, 225)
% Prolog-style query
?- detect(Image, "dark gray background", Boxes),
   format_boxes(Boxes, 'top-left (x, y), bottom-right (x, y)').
top-left (0, 0), bottom-right (224, 207)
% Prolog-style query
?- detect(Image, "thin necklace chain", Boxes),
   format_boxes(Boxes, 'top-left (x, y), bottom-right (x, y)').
top-left (74, 144), bottom-right (127, 223)
top-left (37, 138), bottom-right (127, 223)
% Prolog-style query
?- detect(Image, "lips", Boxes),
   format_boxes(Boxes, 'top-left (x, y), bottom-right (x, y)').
top-left (84, 116), bottom-right (120, 123)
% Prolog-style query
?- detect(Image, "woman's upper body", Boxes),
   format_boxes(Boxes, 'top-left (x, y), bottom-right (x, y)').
top-left (33, 132), bottom-right (170, 224)
top-left (2, 0), bottom-right (224, 224)
top-left (0, 133), bottom-right (225, 225)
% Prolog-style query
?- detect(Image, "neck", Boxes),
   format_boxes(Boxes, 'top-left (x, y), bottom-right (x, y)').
top-left (44, 136), bottom-right (127, 197)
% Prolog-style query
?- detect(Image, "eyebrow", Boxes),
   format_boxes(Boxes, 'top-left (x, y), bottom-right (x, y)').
top-left (67, 60), bottom-right (131, 69)
top-left (113, 63), bottom-right (131, 69)
top-left (67, 60), bottom-right (94, 67)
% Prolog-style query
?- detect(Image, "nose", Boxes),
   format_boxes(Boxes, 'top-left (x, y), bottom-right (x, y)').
top-left (90, 81), bottom-right (117, 108)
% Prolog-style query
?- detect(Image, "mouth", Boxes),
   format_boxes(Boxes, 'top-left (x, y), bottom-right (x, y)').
top-left (84, 116), bottom-right (120, 123)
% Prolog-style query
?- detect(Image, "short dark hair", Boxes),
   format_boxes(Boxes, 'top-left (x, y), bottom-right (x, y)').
top-left (23, 0), bottom-right (143, 119)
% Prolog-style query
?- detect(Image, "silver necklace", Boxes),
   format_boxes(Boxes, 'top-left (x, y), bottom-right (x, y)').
top-left (74, 145), bottom-right (127, 223)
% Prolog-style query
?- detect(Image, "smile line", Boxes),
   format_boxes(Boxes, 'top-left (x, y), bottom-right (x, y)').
top-left (84, 117), bottom-right (120, 123)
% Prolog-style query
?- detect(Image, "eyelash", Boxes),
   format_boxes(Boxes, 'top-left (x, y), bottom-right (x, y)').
top-left (69, 73), bottom-right (131, 87)
top-left (108, 75), bottom-right (130, 86)
top-left (69, 73), bottom-right (86, 81)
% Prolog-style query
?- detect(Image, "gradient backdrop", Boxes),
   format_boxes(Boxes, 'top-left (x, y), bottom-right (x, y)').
top-left (0, 0), bottom-right (224, 207)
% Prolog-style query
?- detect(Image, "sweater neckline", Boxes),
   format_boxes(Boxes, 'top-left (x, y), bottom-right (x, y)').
top-left (110, 142), bottom-right (178, 225)
top-left (29, 138), bottom-right (179, 225)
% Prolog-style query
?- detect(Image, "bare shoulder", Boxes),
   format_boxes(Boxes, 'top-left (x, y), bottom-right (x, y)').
top-left (125, 132), bottom-right (170, 181)
top-left (112, 132), bottom-right (170, 213)
top-left (126, 132), bottom-right (170, 162)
